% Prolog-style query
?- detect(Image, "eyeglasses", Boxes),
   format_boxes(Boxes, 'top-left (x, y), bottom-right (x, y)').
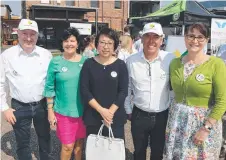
top-left (186, 34), bottom-right (206, 42)
top-left (98, 41), bottom-right (114, 47)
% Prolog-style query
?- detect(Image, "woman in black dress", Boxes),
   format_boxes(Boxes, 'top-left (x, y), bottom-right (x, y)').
top-left (80, 28), bottom-right (129, 139)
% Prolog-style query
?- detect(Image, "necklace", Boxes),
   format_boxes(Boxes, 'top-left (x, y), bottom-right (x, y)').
top-left (96, 56), bottom-right (114, 69)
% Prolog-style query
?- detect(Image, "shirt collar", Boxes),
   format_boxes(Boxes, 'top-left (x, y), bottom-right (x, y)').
top-left (18, 45), bottom-right (39, 57)
top-left (140, 49), bottom-right (163, 62)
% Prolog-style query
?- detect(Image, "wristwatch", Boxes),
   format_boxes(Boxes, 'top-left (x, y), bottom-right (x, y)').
top-left (203, 124), bottom-right (212, 132)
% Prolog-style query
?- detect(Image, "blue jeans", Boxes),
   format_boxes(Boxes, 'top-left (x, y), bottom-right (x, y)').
top-left (11, 98), bottom-right (51, 160)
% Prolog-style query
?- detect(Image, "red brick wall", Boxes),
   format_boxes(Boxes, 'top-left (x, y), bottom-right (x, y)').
top-left (85, 1), bottom-right (129, 31)
top-left (25, 1), bottom-right (40, 18)
top-left (25, 0), bottom-right (128, 31)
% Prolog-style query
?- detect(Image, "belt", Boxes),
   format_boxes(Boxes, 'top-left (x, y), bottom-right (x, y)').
top-left (134, 105), bottom-right (168, 117)
top-left (12, 98), bottom-right (46, 106)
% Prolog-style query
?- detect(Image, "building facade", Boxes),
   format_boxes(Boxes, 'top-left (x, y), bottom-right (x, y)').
top-left (23, 0), bottom-right (129, 32)
top-left (129, 1), bottom-right (160, 18)
top-left (1, 5), bottom-right (20, 45)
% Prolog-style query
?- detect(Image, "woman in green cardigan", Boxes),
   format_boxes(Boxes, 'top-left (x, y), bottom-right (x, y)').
top-left (165, 23), bottom-right (226, 159)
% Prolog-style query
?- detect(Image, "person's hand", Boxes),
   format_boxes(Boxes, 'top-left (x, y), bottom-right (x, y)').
top-left (3, 108), bottom-right (16, 125)
top-left (193, 127), bottom-right (210, 146)
top-left (127, 114), bottom-right (132, 121)
top-left (102, 120), bottom-right (111, 128)
top-left (100, 108), bottom-right (113, 125)
top-left (48, 109), bottom-right (56, 128)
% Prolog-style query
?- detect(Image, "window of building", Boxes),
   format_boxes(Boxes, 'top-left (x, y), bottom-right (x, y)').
top-left (130, 1), bottom-right (153, 17)
top-left (66, 1), bottom-right (75, 6)
top-left (40, 0), bottom-right (49, 4)
top-left (115, 0), bottom-right (121, 9)
top-left (91, 1), bottom-right (99, 8)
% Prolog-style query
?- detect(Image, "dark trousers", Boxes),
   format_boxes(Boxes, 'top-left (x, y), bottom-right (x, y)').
top-left (131, 106), bottom-right (168, 160)
top-left (11, 98), bottom-right (51, 160)
top-left (86, 124), bottom-right (125, 140)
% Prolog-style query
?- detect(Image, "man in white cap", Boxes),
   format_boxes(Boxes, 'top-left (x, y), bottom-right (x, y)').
top-left (125, 22), bottom-right (175, 160)
top-left (0, 19), bottom-right (52, 160)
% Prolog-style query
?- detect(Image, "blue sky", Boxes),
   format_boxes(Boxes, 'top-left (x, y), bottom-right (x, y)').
top-left (2, 0), bottom-right (21, 16)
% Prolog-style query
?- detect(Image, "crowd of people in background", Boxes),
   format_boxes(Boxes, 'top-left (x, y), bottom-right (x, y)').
top-left (1, 18), bottom-right (226, 160)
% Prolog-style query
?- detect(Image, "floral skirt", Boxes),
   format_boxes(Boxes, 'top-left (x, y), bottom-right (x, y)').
top-left (164, 102), bottom-right (222, 160)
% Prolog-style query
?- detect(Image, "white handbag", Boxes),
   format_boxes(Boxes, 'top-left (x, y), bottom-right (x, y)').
top-left (85, 124), bottom-right (125, 160)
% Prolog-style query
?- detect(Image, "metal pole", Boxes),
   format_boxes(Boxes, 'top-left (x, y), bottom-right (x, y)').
top-left (182, 25), bottom-right (185, 36)
top-left (122, 1), bottom-right (124, 31)
top-left (128, 0), bottom-right (130, 20)
top-left (95, 9), bottom-right (98, 35)
top-left (32, 6), bottom-right (35, 20)
top-left (102, 1), bottom-right (104, 22)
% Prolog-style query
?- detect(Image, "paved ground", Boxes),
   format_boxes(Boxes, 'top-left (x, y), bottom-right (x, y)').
top-left (2, 112), bottom-right (225, 160)
top-left (0, 94), bottom-right (146, 160)
top-left (1, 116), bottom-right (139, 160)
top-left (0, 90), bottom-right (138, 160)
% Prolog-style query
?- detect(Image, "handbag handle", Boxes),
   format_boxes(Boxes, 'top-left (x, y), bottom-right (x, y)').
top-left (97, 123), bottom-right (115, 139)
top-left (108, 126), bottom-right (114, 139)
top-left (95, 123), bottom-right (116, 150)
top-left (97, 124), bottom-right (105, 137)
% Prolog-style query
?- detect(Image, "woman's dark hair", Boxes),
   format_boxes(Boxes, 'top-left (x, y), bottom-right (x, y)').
top-left (185, 23), bottom-right (210, 38)
top-left (59, 27), bottom-right (80, 52)
top-left (95, 28), bottom-right (119, 51)
top-left (124, 26), bottom-right (130, 33)
top-left (79, 35), bottom-right (95, 53)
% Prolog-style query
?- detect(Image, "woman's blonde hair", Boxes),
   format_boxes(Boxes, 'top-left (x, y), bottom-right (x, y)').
top-left (119, 35), bottom-right (133, 54)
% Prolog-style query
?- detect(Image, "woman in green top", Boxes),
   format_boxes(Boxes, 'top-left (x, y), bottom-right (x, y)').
top-left (43, 27), bottom-right (86, 160)
top-left (165, 23), bottom-right (226, 159)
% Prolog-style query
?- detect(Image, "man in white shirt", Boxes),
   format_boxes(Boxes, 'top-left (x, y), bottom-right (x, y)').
top-left (0, 19), bottom-right (52, 160)
top-left (125, 22), bottom-right (175, 160)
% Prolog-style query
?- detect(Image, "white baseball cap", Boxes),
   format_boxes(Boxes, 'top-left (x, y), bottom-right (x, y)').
top-left (18, 19), bottom-right (39, 33)
top-left (142, 22), bottom-right (164, 36)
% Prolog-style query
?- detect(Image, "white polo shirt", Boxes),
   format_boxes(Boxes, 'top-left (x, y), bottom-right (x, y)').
top-left (0, 45), bottom-right (52, 111)
top-left (124, 50), bottom-right (175, 114)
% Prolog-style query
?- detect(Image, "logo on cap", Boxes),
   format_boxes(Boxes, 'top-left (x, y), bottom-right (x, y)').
top-left (28, 20), bottom-right (33, 25)
top-left (150, 24), bottom-right (155, 29)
